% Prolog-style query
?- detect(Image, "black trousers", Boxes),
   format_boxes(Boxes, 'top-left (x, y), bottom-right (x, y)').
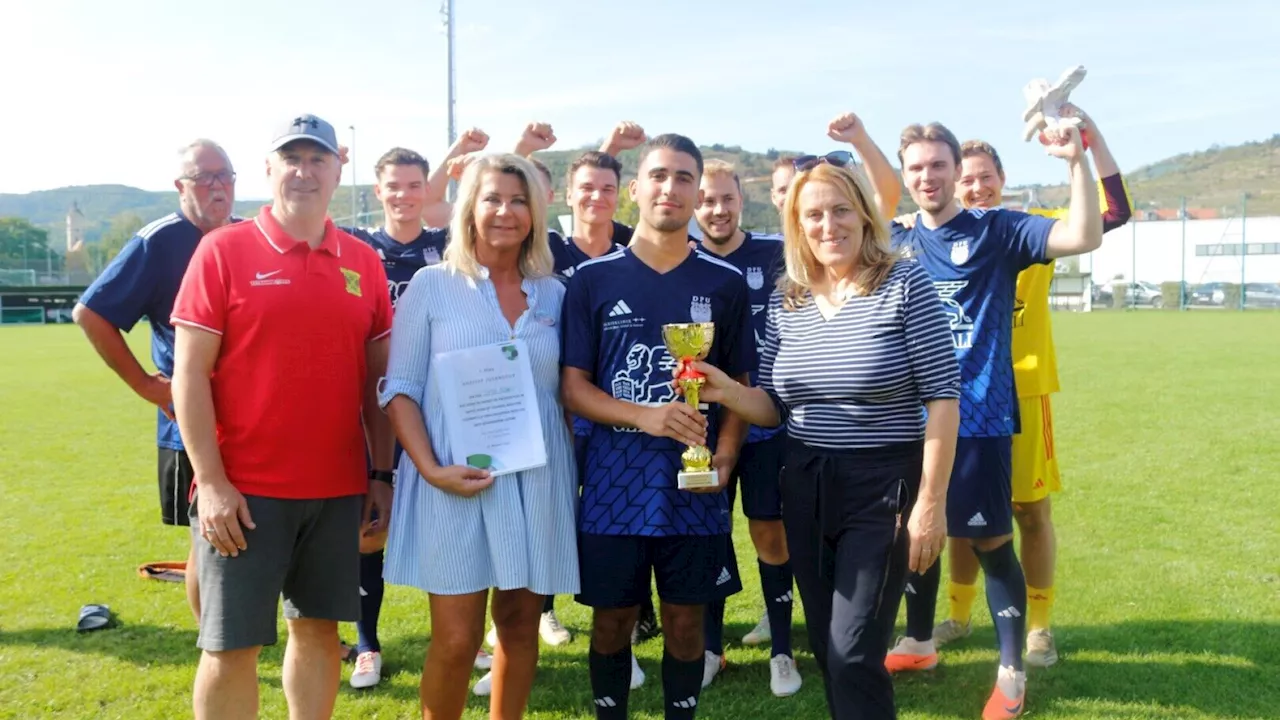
top-left (781, 438), bottom-right (923, 720)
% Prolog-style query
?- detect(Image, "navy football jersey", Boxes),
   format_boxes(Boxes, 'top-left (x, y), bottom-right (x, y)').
top-left (550, 230), bottom-right (621, 283)
top-left (561, 248), bottom-right (756, 536)
top-left (343, 226), bottom-right (447, 308)
top-left (890, 208), bottom-right (1054, 437)
top-left (80, 211), bottom-right (243, 450)
top-left (699, 232), bottom-right (785, 444)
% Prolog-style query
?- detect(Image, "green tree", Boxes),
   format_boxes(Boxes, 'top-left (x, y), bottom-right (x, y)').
top-left (615, 186), bottom-right (640, 227)
top-left (0, 217), bottom-right (53, 275)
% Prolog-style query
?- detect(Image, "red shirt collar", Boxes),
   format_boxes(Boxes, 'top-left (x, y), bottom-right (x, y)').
top-left (254, 205), bottom-right (342, 257)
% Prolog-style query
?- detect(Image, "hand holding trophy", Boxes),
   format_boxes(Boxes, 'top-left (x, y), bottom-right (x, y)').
top-left (661, 322), bottom-right (719, 490)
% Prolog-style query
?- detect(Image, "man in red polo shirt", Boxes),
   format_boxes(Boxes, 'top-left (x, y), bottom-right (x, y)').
top-left (171, 113), bottom-right (395, 720)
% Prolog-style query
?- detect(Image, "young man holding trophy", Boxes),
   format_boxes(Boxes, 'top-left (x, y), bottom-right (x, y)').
top-left (561, 133), bottom-right (755, 720)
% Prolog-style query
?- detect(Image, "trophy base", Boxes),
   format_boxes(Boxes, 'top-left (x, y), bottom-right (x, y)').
top-left (678, 469), bottom-right (719, 490)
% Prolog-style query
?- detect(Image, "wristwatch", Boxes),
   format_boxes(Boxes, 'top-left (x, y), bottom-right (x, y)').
top-left (369, 469), bottom-right (395, 487)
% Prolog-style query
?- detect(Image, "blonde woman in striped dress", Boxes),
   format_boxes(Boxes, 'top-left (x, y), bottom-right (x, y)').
top-left (379, 154), bottom-right (579, 720)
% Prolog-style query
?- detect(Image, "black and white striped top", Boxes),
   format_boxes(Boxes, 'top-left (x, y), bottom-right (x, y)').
top-left (758, 260), bottom-right (962, 449)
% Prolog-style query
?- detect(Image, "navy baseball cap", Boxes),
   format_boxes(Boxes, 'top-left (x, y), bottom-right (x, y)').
top-left (270, 114), bottom-right (340, 154)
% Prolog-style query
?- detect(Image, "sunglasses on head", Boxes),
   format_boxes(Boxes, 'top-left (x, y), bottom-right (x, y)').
top-left (792, 151), bottom-right (855, 172)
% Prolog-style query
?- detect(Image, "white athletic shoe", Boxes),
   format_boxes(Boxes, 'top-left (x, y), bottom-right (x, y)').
top-left (631, 653), bottom-right (646, 689)
top-left (742, 612), bottom-right (772, 646)
top-left (474, 649), bottom-right (493, 670)
top-left (473, 670), bottom-right (493, 696)
top-left (1025, 628), bottom-right (1059, 667)
top-left (540, 609), bottom-right (571, 646)
top-left (486, 625), bottom-right (499, 649)
top-left (769, 654), bottom-right (802, 697)
top-left (932, 618), bottom-right (973, 646)
top-left (701, 651), bottom-right (726, 688)
top-left (350, 651), bottom-right (382, 689)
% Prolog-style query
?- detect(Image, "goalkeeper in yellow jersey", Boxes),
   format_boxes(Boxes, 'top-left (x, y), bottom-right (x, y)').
top-left (932, 104), bottom-right (1132, 667)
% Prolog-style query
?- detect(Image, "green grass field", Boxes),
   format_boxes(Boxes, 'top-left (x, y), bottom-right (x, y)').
top-left (2, 313), bottom-right (1278, 719)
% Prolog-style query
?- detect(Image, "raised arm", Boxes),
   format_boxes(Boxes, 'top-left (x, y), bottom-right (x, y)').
top-left (422, 127), bottom-right (490, 227)
top-left (513, 121), bottom-right (557, 157)
top-left (1044, 126), bottom-right (1103, 259)
top-left (599, 121), bottom-right (647, 157)
top-left (827, 112), bottom-right (902, 221)
top-left (1063, 104), bottom-right (1133, 232)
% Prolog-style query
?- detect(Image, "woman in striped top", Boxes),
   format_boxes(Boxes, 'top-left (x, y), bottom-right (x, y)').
top-left (378, 154), bottom-right (579, 720)
top-left (685, 161), bottom-right (961, 720)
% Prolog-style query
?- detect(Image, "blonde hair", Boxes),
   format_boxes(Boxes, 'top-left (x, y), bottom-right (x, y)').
top-left (702, 158), bottom-right (742, 195)
top-left (779, 163), bottom-right (897, 310)
top-left (444, 153), bottom-right (553, 279)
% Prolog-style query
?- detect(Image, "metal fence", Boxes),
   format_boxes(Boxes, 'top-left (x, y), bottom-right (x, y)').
top-left (1052, 200), bottom-right (1279, 312)
top-left (5, 196), bottom-right (1278, 315)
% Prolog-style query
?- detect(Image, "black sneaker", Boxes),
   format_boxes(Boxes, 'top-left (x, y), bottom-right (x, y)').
top-left (632, 601), bottom-right (661, 644)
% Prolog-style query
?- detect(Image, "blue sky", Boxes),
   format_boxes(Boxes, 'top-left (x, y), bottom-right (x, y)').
top-left (3, 0), bottom-right (1276, 199)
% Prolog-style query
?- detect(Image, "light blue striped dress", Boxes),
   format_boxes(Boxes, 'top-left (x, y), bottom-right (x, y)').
top-left (378, 263), bottom-right (580, 596)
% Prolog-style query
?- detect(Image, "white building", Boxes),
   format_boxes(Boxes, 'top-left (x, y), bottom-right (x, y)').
top-left (1081, 216), bottom-right (1280, 286)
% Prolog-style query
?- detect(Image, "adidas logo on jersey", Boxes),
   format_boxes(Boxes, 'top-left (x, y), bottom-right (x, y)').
top-left (774, 591), bottom-right (793, 604)
top-left (968, 512), bottom-right (988, 527)
top-left (997, 606), bottom-right (1022, 619)
top-left (716, 567), bottom-right (732, 586)
top-left (672, 696), bottom-right (698, 710)
top-left (594, 696), bottom-right (618, 707)
top-left (608, 300), bottom-right (633, 317)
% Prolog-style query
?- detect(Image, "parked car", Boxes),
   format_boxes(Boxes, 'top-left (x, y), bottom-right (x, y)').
top-left (1098, 280), bottom-right (1165, 308)
top-left (1091, 281), bottom-right (1113, 307)
top-left (1244, 283), bottom-right (1280, 308)
top-left (1190, 282), bottom-right (1230, 306)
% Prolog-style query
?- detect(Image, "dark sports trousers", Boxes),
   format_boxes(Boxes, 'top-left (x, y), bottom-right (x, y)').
top-left (158, 448), bottom-right (195, 526)
top-left (781, 438), bottom-right (923, 720)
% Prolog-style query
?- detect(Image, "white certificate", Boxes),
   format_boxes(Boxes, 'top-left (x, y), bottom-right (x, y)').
top-left (433, 339), bottom-right (547, 476)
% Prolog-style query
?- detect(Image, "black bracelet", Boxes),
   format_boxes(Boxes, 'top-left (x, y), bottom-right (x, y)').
top-left (369, 469), bottom-right (395, 487)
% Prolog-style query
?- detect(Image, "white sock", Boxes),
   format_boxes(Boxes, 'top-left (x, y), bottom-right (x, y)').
top-left (996, 665), bottom-right (1026, 697)
top-left (893, 636), bottom-right (936, 655)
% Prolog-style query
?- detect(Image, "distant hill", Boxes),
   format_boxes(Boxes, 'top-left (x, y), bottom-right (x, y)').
top-left (0, 185), bottom-right (261, 244)
top-left (5, 135), bottom-right (1277, 248)
top-left (1012, 135), bottom-right (1280, 216)
top-left (530, 142), bottom-right (796, 233)
top-left (0, 145), bottom-right (800, 242)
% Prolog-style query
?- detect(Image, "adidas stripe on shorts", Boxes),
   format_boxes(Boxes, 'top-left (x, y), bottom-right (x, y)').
top-left (576, 534), bottom-right (742, 608)
top-left (946, 437), bottom-right (1014, 539)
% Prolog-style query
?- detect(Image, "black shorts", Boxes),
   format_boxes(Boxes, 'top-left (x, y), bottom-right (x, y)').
top-left (947, 437), bottom-right (1014, 539)
top-left (576, 533), bottom-right (742, 608)
top-left (728, 433), bottom-right (785, 521)
top-left (158, 448), bottom-right (195, 527)
top-left (189, 492), bottom-right (362, 651)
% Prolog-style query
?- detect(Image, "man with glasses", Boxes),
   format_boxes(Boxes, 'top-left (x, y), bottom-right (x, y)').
top-left (73, 139), bottom-right (239, 624)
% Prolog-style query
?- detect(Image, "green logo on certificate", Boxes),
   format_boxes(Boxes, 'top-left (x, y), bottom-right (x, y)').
top-left (502, 345), bottom-right (518, 361)
top-left (466, 453), bottom-right (493, 470)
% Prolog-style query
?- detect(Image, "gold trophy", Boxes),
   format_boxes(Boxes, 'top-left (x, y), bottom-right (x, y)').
top-left (661, 322), bottom-right (718, 490)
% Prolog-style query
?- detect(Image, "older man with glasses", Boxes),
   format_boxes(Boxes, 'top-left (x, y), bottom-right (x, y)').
top-left (73, 138), bottom-right (240, 625)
